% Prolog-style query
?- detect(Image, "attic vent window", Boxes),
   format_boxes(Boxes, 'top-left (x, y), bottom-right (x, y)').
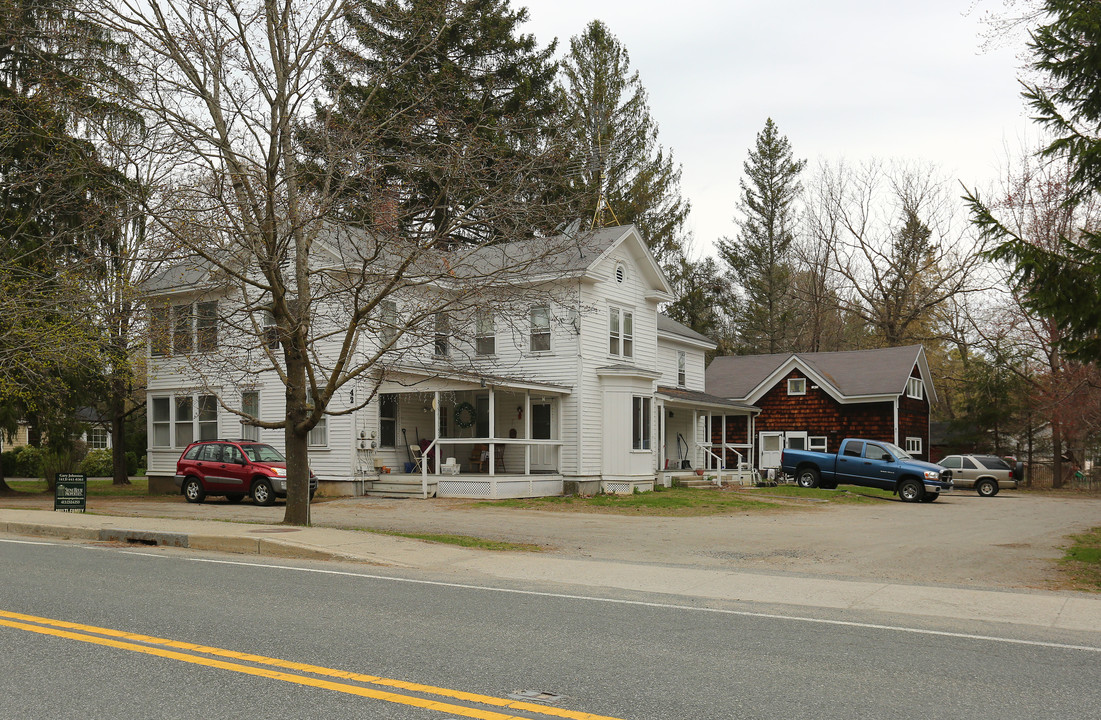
top-left (788, 378), bottom-right (806, 396)
top-left (615, 263), bottom-right (626, 283)
top-left (907, 377), bottom-right (923, 400)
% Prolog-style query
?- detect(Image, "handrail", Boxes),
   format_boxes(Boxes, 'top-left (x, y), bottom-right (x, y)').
top-left (702, 445), bottom-right (724, 486)
top-left (420, 437), bottom-right (440, 498)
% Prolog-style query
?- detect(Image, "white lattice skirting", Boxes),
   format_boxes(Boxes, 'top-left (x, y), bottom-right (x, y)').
top-left (437, 477), bottom-right (564, 499)
top-left (601, 480), bottom-right (655, 495)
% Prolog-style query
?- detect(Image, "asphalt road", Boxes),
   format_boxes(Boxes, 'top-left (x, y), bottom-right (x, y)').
top-left (3, 537), bottom-right (1100, 720)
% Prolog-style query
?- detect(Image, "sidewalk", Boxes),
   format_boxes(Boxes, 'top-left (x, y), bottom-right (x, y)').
top-left (3, 506), bottom-right (1100, 635)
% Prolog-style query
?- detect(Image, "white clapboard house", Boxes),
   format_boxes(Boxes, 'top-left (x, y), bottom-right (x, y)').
top-left (144, 225), bottom-right (756, 498)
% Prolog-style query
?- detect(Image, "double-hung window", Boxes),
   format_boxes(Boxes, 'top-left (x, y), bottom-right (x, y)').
top-left (475, 309), bottom-right (495, 356)
top-left (196, 301), bottom-right (218, 352)
top-left (677, 351), bottom-right (686, 387)
top-left (379, 393), bottom-right (397, 448)
top-left (150, 307), bottom-right (170, 357)
top-left (380, 301), bottom-right (399, 346)
top-left (306, 389), bottom-right (327, 447)
top-left (530, 305), bottom-right (550, 352)
top-left (434, 312), bottom-right (450, 357)
top-left (609, 307), bottom-right (633, 358)
top-left (88, 427), bottom-right (109, 449)
top-left (632, 396), bottom-right (651, 450)
top-left (172, 304), bottom-right (193, 355)
top-left (151, 301), bottom-right (218, 356)
top-left (240, 391), bottom-right (260, 441)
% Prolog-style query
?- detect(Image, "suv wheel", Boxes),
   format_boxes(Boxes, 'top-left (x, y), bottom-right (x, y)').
top-left (251, 478), bottom-right (276, 506)
top-left (183, 476), bottom-right (206, 504)
top-left (976, 478), bottom-right (999, 497)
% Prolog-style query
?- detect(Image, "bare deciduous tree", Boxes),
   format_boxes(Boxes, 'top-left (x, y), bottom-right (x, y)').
top-left (89, 0), bottom-right (578, 524)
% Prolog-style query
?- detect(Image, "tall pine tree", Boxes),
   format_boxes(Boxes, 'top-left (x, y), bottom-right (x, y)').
top-left (317, 0), bottom-right (565, 243)
top-left (718, 118), bottom-right (805, 354)
top-left (558, 20), bottom-right (690, 270)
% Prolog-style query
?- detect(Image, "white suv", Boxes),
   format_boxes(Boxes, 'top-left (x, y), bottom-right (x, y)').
top-left (938, 454), bottom-right (1023, 496)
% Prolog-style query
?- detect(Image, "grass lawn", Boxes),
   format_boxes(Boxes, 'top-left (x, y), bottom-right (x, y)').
top-left (4, 478), bottom-right (150, 497)
top-left (1061, 527), bottom-right (1101, 592)
top-left (475, 484), bottom-right (886, 516)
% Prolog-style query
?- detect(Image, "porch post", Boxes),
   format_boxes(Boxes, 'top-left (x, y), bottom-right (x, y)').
top-left (488, 386), bottom-right (496, 475)
top-left (524, 390), bottom-right (531, 475)
top-left (692, 409), bottom-right (698, 469)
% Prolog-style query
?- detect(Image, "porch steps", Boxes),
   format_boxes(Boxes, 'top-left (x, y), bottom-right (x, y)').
top-left (365, 479), bottom-right (438, 498)
top-left (669, 473), bottom-right (719, 489)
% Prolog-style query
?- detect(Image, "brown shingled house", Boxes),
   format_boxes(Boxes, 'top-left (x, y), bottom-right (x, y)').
top-left (705, 346), bottom-right (935, 472)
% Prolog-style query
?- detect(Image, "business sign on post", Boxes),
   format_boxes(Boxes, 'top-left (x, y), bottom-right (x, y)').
top-left (54, 473), bottom-right (87, 512)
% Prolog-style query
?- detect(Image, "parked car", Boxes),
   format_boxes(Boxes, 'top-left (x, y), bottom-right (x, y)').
top-left (937, 454), bottom-right (1022, 496)
top-left (175, 439), bottom-right (317, 505)
top-left (781, 438), bottom-right (954, 502)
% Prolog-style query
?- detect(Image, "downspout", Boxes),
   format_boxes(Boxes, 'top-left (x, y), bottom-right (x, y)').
top-left (893, 396), bottom-right (899, 447)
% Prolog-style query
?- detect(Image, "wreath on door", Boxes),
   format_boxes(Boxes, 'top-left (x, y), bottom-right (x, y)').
top-left (453, 401), bottom-right (477, 429)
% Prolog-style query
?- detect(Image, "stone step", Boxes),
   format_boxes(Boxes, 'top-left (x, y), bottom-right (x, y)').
top-left (365, 480), bottom-right (438, 498)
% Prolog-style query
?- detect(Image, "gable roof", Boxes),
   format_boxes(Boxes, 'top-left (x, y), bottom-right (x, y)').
top-left (706, 345), bottom-right (935, 404)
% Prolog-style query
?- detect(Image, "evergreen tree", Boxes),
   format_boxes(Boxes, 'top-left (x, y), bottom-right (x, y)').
top-left (718, 118), bottom-right (805, 354)
top-left (317, 0), bottom-right (565, 243)
top-left (664, 256), bottom-right (737, 357)
top-left (0, 0), bottom-right (134, 491)
top-left (558, 20), bottom-right (690, 269)
top-left (968, 0), bottom-right (1101, 363)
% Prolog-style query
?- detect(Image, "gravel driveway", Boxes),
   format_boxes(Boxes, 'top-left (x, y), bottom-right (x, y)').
top-left (3, 488), bottom-right (1098, 590)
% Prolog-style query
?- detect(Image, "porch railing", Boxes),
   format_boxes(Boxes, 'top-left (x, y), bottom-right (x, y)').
top-left (421, 438), bottom-right (564, 497)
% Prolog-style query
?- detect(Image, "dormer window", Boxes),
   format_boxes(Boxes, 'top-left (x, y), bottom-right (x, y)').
top-left (788, 378), bottom-right (806, 395)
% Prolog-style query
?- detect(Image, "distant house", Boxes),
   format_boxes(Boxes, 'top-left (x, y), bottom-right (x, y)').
top-left (705, 346), bottom-right (935, 470)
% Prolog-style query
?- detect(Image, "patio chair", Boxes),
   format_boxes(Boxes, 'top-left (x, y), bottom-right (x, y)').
top-left (409, 446), bottom-right (423, 472)
top-left (469, 444), bottom-right (488, 472)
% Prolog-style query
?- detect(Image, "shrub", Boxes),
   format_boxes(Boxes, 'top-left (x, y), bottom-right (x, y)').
top-left (125, 451), bottom-right (139, 476)
top-left (2, 446), bottom-right (44, 478)
top-left (80, 448), bottom-right (113, 477)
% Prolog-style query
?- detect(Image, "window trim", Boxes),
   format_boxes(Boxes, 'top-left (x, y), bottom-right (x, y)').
top-left (380, 300), bottom-right (399, 346)
top-left (788, 377), bottom-right (807, 396)
top-left (153, 393), bottom-right (219, 449)
top-left (905, 436), bottom-right (922, 454)
top-left (677, 351), bottom-right (686, 387)
top-left (87, 426), bottom-right (109, 449)
top-left (809, 436), bottom-right (828, 452)
top-left (907, 377), bottom-right (924, 400)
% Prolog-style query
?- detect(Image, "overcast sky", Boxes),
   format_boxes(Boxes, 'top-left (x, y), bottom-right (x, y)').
top-left (520, 0), bottom-right (1038, 257)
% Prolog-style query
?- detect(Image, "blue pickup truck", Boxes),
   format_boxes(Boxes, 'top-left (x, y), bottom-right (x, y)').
top-left (780, 439), bottom-right (954, 502)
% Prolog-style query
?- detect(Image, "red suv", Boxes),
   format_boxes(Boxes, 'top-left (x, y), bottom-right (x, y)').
top-left (175, 439), bottom-right (317, 506)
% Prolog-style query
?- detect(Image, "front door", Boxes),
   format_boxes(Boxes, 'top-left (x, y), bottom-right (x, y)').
top-left (530, 402), bottom-right (555, 471)
top-left (759, 432), bottom-right (784, 469)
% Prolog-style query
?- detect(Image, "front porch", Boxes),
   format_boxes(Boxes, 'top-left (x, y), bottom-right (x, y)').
top-left (364, 369), bottom-right (569, 499)
top-left (657, 386), bottom-right (760, 487)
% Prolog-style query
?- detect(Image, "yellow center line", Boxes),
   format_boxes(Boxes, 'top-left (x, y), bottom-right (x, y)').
top-left (0, 610), bottom-right (624, 720)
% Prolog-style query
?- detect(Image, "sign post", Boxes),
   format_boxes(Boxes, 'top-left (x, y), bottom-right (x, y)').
top-left (54, 473), bottom-right (87, 512)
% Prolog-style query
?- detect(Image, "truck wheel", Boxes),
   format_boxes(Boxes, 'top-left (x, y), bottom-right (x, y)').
top-left (898, 479), bottom-right (924, 503)
top-left (251, 479), bottom-right (276, 506)
top-left (183, 477), bottom-right (205, 504)
top-left (976, 479), bottom-right (998, 497)
top-left (796, 468), bottom-right (820, 489)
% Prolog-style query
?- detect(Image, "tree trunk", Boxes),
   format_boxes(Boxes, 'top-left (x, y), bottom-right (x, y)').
top-left (110, 385), bottom-right (131, 485)
top-left (282, 346), bottom-right (312, 526)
